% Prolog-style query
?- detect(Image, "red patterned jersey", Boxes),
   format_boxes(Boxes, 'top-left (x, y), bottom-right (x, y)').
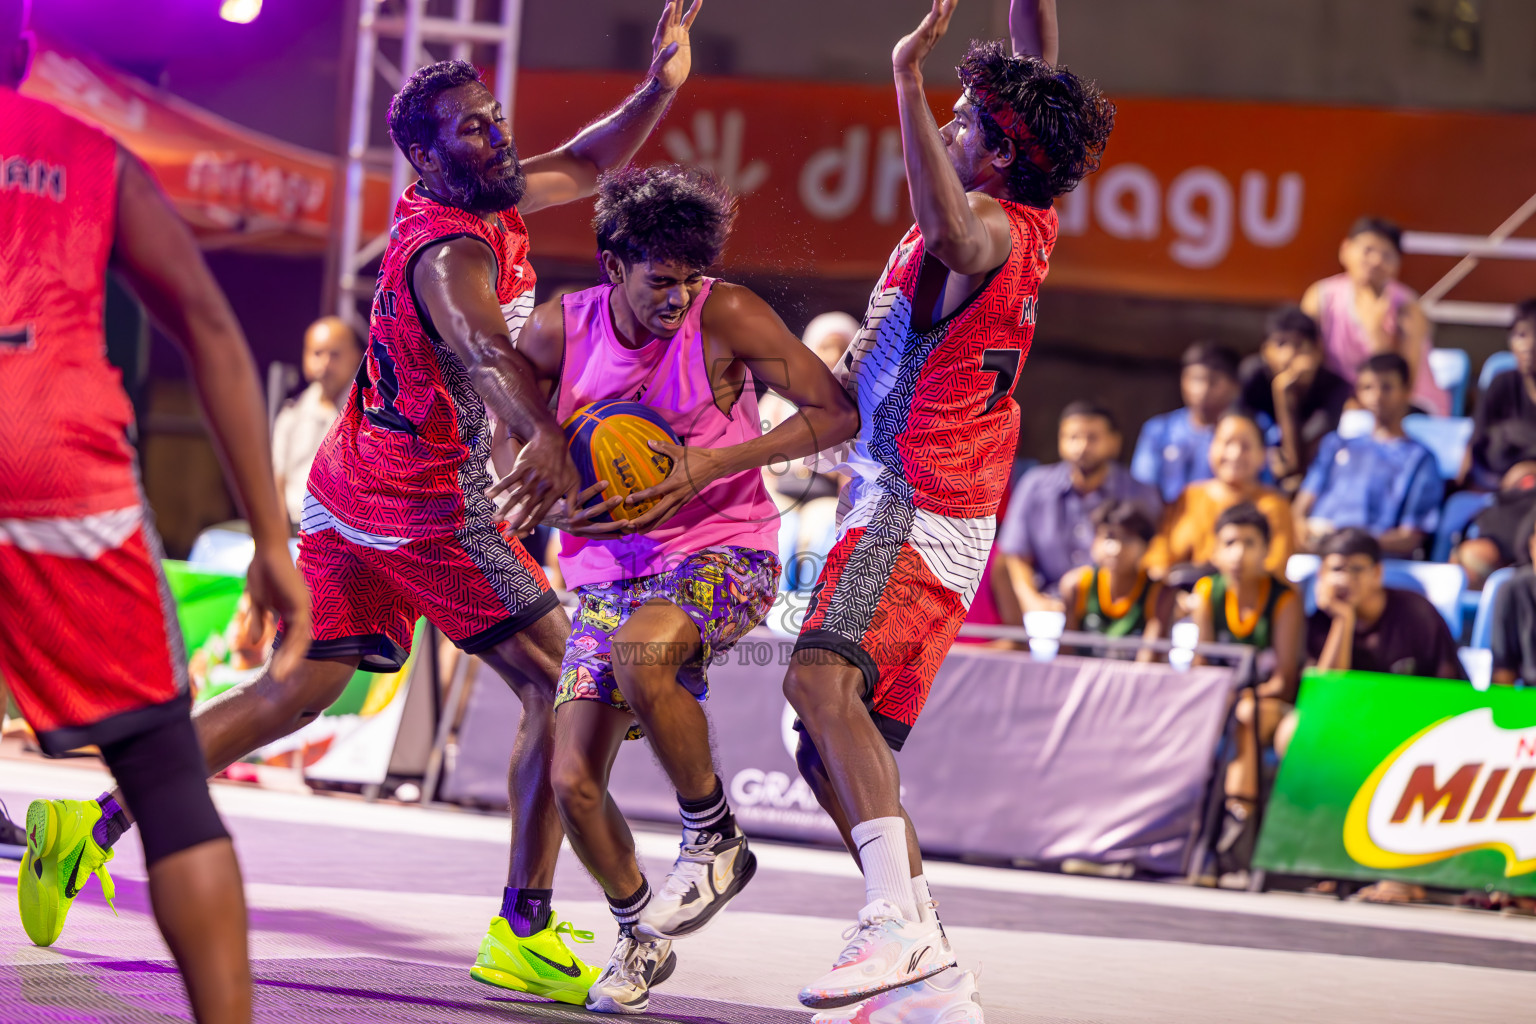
top-left (307, 184), bottom-right (536, 538)
top-left (831, 199), bottom-right (1057, 519)
top-left (0, 88), bottom-right (133, 519)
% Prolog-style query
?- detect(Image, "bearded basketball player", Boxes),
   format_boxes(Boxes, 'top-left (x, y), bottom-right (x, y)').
top-left (33, 0), bottom-right (703, 1007)
top-left (2, 1), bottom-right (310, 1020)
top-left (784, 1), bottom-right (1113, 1019)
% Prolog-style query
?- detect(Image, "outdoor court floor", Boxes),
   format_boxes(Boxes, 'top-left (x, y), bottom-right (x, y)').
top-left (2, 756), bottom-right (1533, 1024)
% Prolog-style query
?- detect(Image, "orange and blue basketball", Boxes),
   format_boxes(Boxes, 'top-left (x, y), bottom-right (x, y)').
top-left (562, 399), bottom-right (680, 522)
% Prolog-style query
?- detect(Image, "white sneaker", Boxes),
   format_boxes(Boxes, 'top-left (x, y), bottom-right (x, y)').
top-left (810, 968), bottom-right (984, 1024)
top-left (798, 899), bottom-right (956, 1010)
top-left (584, 928), bottom-right (677, 1014)
top-left (633, 824), bottom-right (757, 940)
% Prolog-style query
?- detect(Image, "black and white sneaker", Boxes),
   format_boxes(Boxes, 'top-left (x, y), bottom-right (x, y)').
top-left (0, 799), bottom-right (25, 861)
top-left (634, 824), bottom-right (757, 940)
top-left (585, 928), bottom-right (677, 1014)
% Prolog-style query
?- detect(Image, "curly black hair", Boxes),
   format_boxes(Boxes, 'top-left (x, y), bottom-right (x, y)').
top-left (593, 164), bottom-right (736, 271)
top-left (387, 59), bottom-right (482, 165)
top-left (957, 41), bottom-right (1115, 209)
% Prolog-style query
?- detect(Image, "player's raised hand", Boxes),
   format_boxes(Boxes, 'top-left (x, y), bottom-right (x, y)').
top-left (893, 0), bottom-right (958, 75)
top-left (487, 426), bottom-right (582, 535)
top-left (245, 540), bottom-right (311, 680)
top-left (649, 0), bottom-right (703, 93)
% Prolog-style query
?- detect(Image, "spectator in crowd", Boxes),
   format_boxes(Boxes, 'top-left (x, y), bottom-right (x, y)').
top-left (761, 311), bottom-right (856, 591)
top-left (1467, 297), bottom-right (1536, 490)
top-left (1239, 305), bottom-right (1353, 491)
top-left (1060, 500), bottom-right (1164, 657)
top-left (1000, 402), bottom-right (1162, 613)
top-left (1491, 515), bottom-right (1536, 688)
top-left (1132, 341), bottom-right (1266, 503)
top-left (1192, 504), bottom-right (1302, 866)
top-left (1301, 217), bottom-right (1449, 416)
top-left (1144, 412), bottom-right (1294, 579)
top-left (1308, 528), bottom-right (1465, 679)
top-left (272, 315), bottom-right (362, 528)
top-left (1452, 461), bottom-right (1536, 590)
top-left (1293, 353), bottom-right (1442, 557)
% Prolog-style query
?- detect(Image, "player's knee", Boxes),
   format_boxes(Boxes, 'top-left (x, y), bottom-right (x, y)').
top-left (550, 754), bottom-right (603, 820)
top-left (100, 703), bottom-right (229, 868)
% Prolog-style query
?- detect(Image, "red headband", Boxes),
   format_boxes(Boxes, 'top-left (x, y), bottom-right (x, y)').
top-left (965, 87), bottom-right (1053, 172)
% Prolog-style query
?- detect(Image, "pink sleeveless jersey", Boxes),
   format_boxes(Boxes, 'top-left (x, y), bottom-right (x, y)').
top-left (1315, 273), bottom-right (1449, 416)
top-left (555, 280), bottom-right (779, 587)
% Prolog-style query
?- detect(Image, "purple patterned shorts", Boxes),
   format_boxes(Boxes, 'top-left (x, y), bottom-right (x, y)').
top-left (555, 546), bottom-right (780, 733)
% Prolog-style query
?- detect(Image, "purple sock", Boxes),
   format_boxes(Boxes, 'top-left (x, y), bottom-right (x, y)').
top-left (501, 887), bottom-right (553, 938)
top-left (92, 794), bottom-right (129, 850)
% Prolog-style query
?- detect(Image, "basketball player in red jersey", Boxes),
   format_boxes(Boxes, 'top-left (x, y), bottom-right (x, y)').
top-left (1, 0), bottom-right (310, 1020)
top-left (39, 1), bottom-right (704, 1006)
top-left (785, 1), bottom-right (1113, 1018)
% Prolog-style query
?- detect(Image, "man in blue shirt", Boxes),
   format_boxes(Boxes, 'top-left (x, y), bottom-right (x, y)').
top-left (1000, 401), bottom-right (1163, 612)
top-left (1133, 341), bottom-right (1274, 503)
top-left (1295, 353), bottom-right (1443, 557)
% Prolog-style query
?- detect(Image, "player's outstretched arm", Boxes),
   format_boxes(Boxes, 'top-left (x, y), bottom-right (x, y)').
top-left (411, 238), bottom-right (580, 533)
top-left (110, 149), bottom-right (311, 674)
top-left (620, 284), bottom-right (859, 532)
top-left (517, 0), bottom-right (701, 214)
top-left (1010, 0), bottom-right (1058, 63)
top-left (893, 0), bottom-right (1012, 277)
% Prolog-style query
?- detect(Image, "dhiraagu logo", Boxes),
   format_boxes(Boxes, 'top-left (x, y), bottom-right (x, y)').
top-left (1344, 709), bottom-right (1536, 877)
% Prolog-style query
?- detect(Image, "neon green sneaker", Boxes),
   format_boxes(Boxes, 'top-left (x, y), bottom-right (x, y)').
top-left (470, 914), bottom-right (600, 1005)
top-left (17, 798), bottom-right (117, 947)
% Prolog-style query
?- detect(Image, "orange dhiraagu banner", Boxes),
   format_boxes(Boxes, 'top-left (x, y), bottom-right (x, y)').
top-left (516, 72), bottom-right (1536, 305)
top-left (19, 36), bottom-right (393, 255)
top-left (20, 38), bottom-right (1534, 304)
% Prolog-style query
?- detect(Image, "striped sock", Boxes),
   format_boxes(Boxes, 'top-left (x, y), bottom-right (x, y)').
top-left (607, 878), bottom-right (651, 933)
top-left (678, 776), bottom-right (734, 836)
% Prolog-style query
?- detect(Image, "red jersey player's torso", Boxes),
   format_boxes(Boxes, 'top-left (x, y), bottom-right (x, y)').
top-left (0, 88), bottom-right (134, 520)
top-left (307, 184), bottom-right (536, 538)
top-left (839, 198), bottom-right (1057, 519)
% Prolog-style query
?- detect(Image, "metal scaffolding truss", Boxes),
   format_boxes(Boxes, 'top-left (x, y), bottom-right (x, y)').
top-left (331, 0), bottom-right (523, 331)
top-left (1403, 190), bottom-right (1536, 328)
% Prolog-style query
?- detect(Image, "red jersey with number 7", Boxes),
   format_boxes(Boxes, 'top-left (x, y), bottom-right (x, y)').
top-left (825, 199), bottom-right (1056, 519)
top-left (306, 183), bottom-right (536, 539)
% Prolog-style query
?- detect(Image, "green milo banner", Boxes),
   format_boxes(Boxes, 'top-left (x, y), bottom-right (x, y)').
top-left (1255, 670), bottom-right (1536, 896)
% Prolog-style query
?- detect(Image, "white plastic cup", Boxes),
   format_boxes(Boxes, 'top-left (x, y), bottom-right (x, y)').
top-left (1024, 610), bottom-right (1067, 662)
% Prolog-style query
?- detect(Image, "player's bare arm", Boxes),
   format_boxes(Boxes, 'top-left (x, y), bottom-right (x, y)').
top-left (412, 237), bottom-right (579, 533)
top-left (894, 1), bottom-right (1013, 286)
top-left (1010, 0), bottom-right (1058, 63)
top-left (110, 147), bottom-right (311, 674)
top-left (517, 0), bottom-right (701, 214)
top-left (620, 283), bottom-right (859, 533)
top-left (493, 297), bottom-right (626, 534)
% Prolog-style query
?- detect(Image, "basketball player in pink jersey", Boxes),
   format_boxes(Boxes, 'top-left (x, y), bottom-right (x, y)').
top-left (2, 1), bottom-right (310, 1020)
top-left (35, 1), bottom-right (706, 1007)
top-left (498, 164), bottom-right (856, 1012)
top-left (784, 1), bottom-right (1113, 1018)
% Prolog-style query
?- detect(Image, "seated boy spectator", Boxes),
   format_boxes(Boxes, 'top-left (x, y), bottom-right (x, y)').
top-left (1133, 341), bottom-right (1267, 503)
top-left (1468, 298), bottom-right (1536, 491)
top-left (1192, 504), bottom-right (1303, 864)
top-left (1491, 517), bottom-right (1536, 687)
top-left (1000, 402), bottom-right (1161, 612)
top-left (1061, 501), bottom-right (1165, 657)
top-left (1144, 412), bottom-right (1295, 579)
top-left (1239, 306), bottom-right (1353, 490)
top-left (1294, 353), bottom-right (1442, 557)
top-left (1308, 528), bottom-right (1465, 679)
top-left (1451, 460), bottom-right (1536, 590)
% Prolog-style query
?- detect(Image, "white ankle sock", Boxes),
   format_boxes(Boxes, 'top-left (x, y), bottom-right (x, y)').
top-left (912, 873), bottom-right (935, 921)
top-left (850, 817), bottom-right (919, 921)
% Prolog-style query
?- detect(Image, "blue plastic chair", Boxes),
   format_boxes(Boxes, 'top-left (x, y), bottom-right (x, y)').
top-left (1470, 566), bottom-right (1518, 651)
top-left (1381, 559), bottom-right (1466, 635)
top-left (1428, 348), bottom-right (1470, 417)
top-left (1479, 351), bottom-right (1518, 393)
top-left (1431, 490), bottom-right (1494, 562)
top-left (1402, 414), bottom-right (1473, 483)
